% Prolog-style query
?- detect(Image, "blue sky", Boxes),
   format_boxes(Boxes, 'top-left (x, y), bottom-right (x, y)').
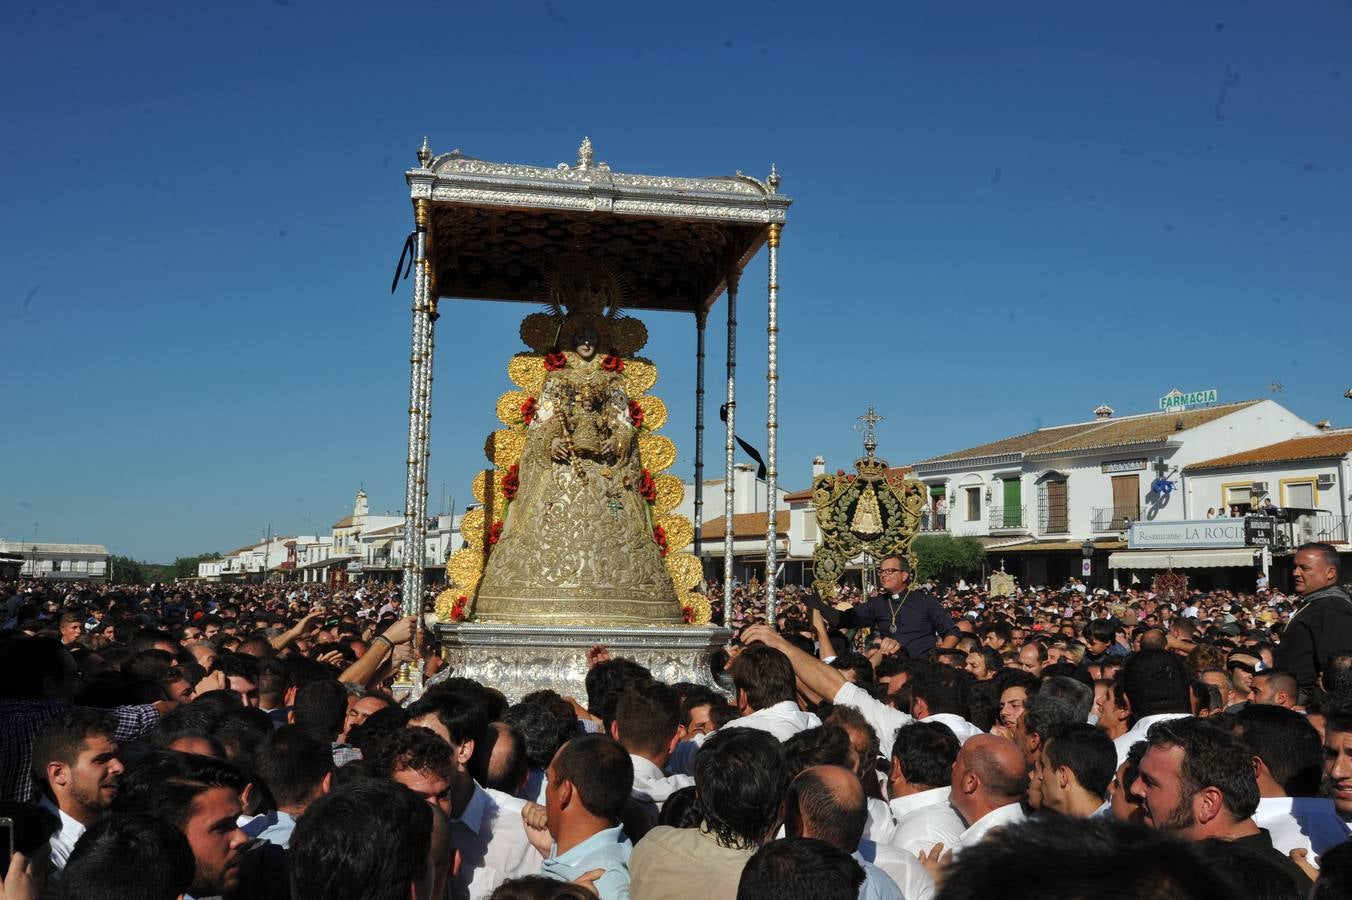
top-left (3, 1), bottom-right (1349, 562)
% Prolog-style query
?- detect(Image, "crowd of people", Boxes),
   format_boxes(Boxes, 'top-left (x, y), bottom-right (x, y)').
top-left (2, 541), bottom-right (1351, 899)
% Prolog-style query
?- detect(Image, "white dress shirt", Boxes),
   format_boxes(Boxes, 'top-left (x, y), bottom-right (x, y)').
top-left (630, 754), bottom-right (694, 820)
top-left (886, 787), bottom-right (965, 856)
top-left (1254, 796), bottom-right (1351, 866)
top-left (863, 796), bottom-right (897, 845)
top-left (720, 700), bottom-right (822, 742)
top-left (39, 796), bottom-right (84, 899)
top-left (1113, 713), bottom-right (1190, 766)
top-left (919, 713), bottom-right (983, 746)
top-left (451, 782), bottom-right (542, 899)
top-left (858, 840), bottom-right (936, 900)
top-left (953, 802), bottom-right (1026, 853)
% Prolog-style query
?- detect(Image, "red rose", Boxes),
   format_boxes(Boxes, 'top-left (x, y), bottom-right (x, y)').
top-left (602, 354), bottom-right (624, 373)
top-left (488, 521), bottom-right (504, 545)
top-left (653, 525), bottom-right (668, 557)
top-left (520, 397), bottom-right (537, 425)
top-left (639, 469), bottom-right (657, 503)
top-left (628, 400), bottom-right (645, 430)
top-left (451, 595), bottom-right (468, 622)
top-left (682, 605), bottom-right (695, 624)
top-left (502, 464), bottom-right (520, 501)
top-left (544, 352), bottom-right (567, 371)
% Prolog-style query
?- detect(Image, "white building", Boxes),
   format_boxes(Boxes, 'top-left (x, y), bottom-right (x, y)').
top-left (907, 399), bottom-right (1321, 589)
top-left (0, 541), bottom-right (109, 581)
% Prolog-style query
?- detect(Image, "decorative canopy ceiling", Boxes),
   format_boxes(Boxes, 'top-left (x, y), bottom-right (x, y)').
top-left (406, 138), bottom-right (792, 315)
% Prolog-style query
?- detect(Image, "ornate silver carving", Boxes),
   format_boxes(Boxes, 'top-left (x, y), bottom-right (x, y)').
top-left (431, 622), bottom-right (732, 703)
top-left (724, 271), bottom-right (739, 625)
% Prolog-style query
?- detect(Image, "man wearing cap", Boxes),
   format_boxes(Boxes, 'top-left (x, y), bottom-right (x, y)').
top-left (1274, 543), bottom-right (1352, 700)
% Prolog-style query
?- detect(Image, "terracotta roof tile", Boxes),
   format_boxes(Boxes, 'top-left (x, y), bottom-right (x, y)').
top-left (783, 466), bottom-right (913, 502)
top-left (699, 511), bottom-right (790, 540)
top-left (1184, 432), bottom-right (1352, 471)
top-left (918, 401), bottom-right (1262, 465)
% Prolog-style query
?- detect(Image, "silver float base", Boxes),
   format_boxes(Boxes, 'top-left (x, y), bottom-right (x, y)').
top-left (429, 622), bottom-right (732, 703)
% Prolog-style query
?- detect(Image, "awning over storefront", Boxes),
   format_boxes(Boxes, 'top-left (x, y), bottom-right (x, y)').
top-left (1108, 549), bottom-right (1257, 570)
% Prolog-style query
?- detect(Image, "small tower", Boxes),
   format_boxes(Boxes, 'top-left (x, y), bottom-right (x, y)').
top-left (354, 487), bottom-right (369, 520)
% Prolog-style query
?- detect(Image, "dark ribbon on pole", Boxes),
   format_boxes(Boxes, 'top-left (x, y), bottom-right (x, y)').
top-left (719, 403), bottom-right (767, 480)
top-left (390, 231), bottom-right (416, 294)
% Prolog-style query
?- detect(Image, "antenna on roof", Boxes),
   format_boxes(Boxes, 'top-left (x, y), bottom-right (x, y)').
top-left (1269, 381), bottom-right (1284, 394)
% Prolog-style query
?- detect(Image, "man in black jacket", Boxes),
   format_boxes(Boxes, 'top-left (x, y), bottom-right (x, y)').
top-left (1274, 543), bottom-right (1352, 700)
top-left (811, 554), bottom-right (960, 659)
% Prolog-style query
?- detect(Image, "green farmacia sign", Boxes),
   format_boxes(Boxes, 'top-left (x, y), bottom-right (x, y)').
top-left (1159, 388), bottom-right (1218, 411)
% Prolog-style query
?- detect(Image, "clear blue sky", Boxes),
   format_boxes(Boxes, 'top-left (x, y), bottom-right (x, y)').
top-left (3, 2), bottom-right (1349, 562)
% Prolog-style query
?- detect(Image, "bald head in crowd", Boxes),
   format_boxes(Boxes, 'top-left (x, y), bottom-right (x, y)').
top-left (950, 735), bottom-right (1028, 828)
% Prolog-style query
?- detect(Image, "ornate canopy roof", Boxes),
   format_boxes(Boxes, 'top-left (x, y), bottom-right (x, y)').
top-left (406, 137), bottom-right (791, 315)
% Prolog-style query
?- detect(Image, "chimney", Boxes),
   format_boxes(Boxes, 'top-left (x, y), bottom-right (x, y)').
top-left (1094, 404), bottom-right (1114, 420)
top-left (812, 455), bottom-right (826, 478)
top-left (1317, 420), bottom-right (1333, 431)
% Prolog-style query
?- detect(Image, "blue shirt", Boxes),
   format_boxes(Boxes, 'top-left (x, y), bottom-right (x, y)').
top-left (541, 824), bottom-right (631, 900)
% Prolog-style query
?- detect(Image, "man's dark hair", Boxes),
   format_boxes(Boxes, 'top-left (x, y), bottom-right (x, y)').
top-left (584, 657), bottom-right (653, 729)
top-left (1312, 840), bottom-right (1352, 900)
top-left (214, 652), bottom-right (260, 683)
top-left (979, 622), bottom-right (1013, 646)
top-left (130, 629), bottom-right (178, 653)
top-left (1120, 649), bottom-right (1192, 719)
top-left (289, 779), bottom-right (433, 900)
top-left (255, 726), bottom-right (335, 809)
top-left (909, 661), bottom-right (969, 716)
top-left (486, 876), bottom-right (593, 899)
top-left (1040, 662), bottom-right (1094, 690)
top-left (1297, 542), bottom-right (1340, 573)
top-left (502, 701), bottom-right (564, 770)
top-left (1229, 704), bottom-right (1323, 797)
top-left (658, 784), bottom-right (703, 828)
top-left (828, 652), bottom-right (875, 686)
top-left (348, 705), bottom-right (411, 764)
top-left (0, 800), bottom-right (59, 857)
top-left (212, 706), bottom-right (273, 771)
top-left (730, 645), bottom-right (797, 711)
top-left (380, 725), bottom-right (455, 781)
top-left (891, 720), bottom-right (960, 787)
top-left (786, 766), bottom-right (866, 851)
top-left (469, 721), bottom-right (527, 794)
top-left (1194, 838), bottom-right (1307, 900)
top-left (62, 813), bottom-right (195, 900)
top-left (1023, 694), bottom-right (1080, 745)
top-left (407, 691), bottom-right (490, 749)
top-left (113, 751), bottom-right (248, 830)
top-left (0, 636), bottom-right (69, 699)
top-left (1145, 717), bottom-right (1260, 821)
top-left (614, 681), bottom-right (681, 757)
top-left (880, 553), bottom-right (910, 575)
top-left (553, 734), bottom-right (633, 822)
top-left (293, 679), bottom-right (350, 742)
top-left (1083, 619), bottom-right (1118, 645)
top-left (783, 724), bottom-right (854, 778)
top-left (122, 648), bottom-right (176, 686)
top-left (518, 689), bottom-right (580, 747)
top-left (736, 837), bottom-right (864, 900)
top-left (30, 707), bottom-right (117, 793)
top-left (938, 816), bottom-right (1235, 899)
top-left (1039, 675), bottom-right (1094, 721)
top-left (994, 668), bottom-right (1041, 697)
top-left (1044, 724), bottom-right (1116, 799)
top-left (695, 728), bottom-right (789, 850)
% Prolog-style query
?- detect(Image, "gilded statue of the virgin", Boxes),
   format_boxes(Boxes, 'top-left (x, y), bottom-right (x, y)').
top-left (471, 267), bottom-right (684, 626)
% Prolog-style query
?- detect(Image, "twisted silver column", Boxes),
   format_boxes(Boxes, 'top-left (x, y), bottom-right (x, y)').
top-left (765, 223), bottom-right (781, 629)
top-left (401, 201), bottom-right (431, 617)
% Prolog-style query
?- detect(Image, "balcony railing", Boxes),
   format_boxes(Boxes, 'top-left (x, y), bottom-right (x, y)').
top-left (920, 511), bottom-right (948, 532)
top-left (988, 505), bottom-right (1027, 531)
top-left (1301, 513), bottom-right (1349, 545)
top-left (1092, 506), bottom-right (1139, 533)
top-left (1037, 497), bottom-right (1070, 534)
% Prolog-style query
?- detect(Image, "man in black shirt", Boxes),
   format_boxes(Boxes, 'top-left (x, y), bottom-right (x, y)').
top-left (812, 554), bottom-right (960, 659)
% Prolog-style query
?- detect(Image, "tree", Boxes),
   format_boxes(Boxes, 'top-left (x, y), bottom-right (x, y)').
top-left (107, 555), bottom-right (145, 585)
top-left (173, 553), bottom-right (220, 580)
top-left (911, 534), bottom-right (985, 584)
